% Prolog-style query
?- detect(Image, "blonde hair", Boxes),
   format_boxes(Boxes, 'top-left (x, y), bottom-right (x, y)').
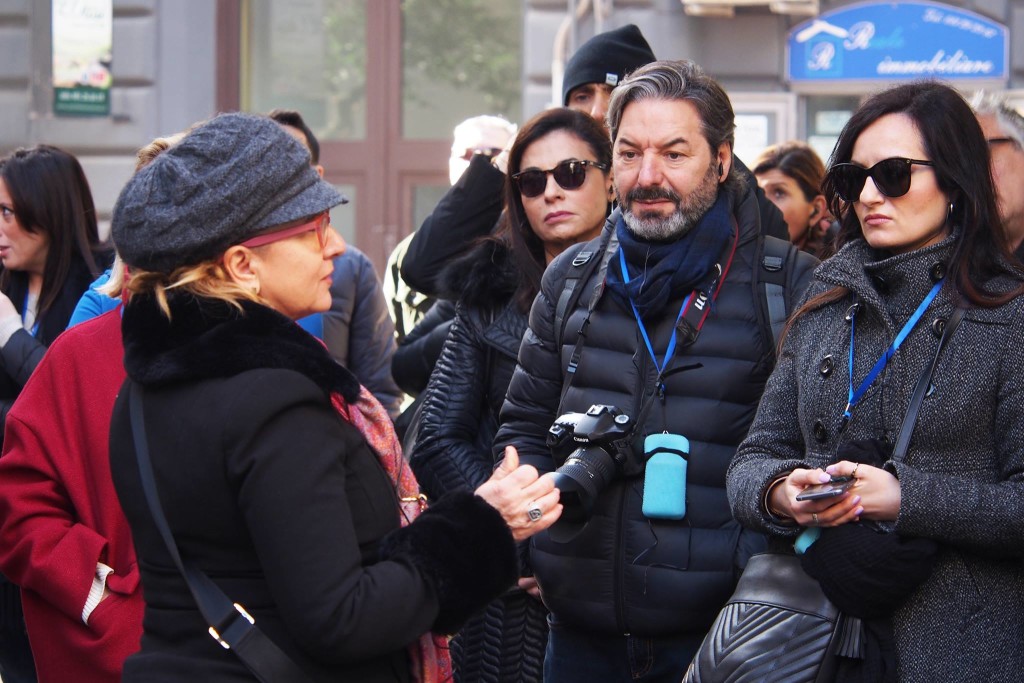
top-left (134, 131), bottom-right (188, 171)
top-left (99, 131), bottom-right (192, 301)
top-left (124, 259), bottom-right (262, 320)
top-left (96, 253), bottom-right (125, 298)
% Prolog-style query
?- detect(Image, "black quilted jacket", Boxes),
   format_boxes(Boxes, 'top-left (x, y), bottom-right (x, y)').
top-left (494, 187), bottom-right (818, 639)
top-left (409, 238), bottom-right (548, 683)
top-left (410, 238), bottom-right (525, 500)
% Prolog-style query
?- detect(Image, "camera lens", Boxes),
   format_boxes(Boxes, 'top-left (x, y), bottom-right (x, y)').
top-left (551, 446), bottom-right (617, 522)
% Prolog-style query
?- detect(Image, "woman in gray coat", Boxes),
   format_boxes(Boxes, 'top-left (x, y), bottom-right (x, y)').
top-left (727, 81), bottom-right (1024, 682)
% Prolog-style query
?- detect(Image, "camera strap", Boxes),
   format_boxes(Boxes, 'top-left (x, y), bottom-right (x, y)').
top-left (557, 223), bottom-right (738, 414)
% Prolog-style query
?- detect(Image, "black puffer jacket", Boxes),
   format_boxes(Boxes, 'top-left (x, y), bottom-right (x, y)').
top-left (494, 186), bottom-right (817, 638)
top-left (410, 240), bottom-right (548, 683)
top-left (410, 239), bottom-right (525, 502)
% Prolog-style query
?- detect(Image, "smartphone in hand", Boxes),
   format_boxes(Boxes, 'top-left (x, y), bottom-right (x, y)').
top-left (795, 476), bottom-right (854, 502)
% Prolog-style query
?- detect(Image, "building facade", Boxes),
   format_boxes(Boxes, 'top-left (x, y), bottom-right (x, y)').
top-left (3, 0), bottom-right (1023, 270)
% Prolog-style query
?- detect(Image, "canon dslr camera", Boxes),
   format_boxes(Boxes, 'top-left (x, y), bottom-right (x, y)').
top-left (546, 405), bottom-right (635, 526)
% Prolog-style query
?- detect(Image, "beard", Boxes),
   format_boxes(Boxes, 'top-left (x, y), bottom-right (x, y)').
top-left (618, 160), bottom-right (720, 242)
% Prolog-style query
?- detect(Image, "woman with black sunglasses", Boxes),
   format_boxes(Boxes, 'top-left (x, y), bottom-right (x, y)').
top-left (726, 81), bottom-right (1024, 680)
top-left (408, 107), bottom-right (612, 683)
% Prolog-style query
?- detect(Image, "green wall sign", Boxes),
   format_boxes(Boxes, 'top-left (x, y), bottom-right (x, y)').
top-left (52, 0), bottom-right (113, 117)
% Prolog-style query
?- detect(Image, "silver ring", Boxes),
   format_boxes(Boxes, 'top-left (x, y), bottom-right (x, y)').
top-left (811, 512), bottom-right (819, 526)
top-left (527, 506), bottom-right (543, 522)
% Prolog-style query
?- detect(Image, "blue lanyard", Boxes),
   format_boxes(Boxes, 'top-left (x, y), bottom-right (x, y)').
top-left (618, 248), bottom-right (693, 376)
top-left (843, 279), bottom-right (943, 426)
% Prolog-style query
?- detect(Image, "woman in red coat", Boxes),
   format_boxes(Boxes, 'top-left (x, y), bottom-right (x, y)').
top-left (0, 309), bottom-right (140, 683)
top-left (0, 134), bottom-right (182, 683)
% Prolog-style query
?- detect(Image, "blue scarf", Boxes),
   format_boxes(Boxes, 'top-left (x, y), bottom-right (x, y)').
top-left (606, 191), bottom-right (734, 320)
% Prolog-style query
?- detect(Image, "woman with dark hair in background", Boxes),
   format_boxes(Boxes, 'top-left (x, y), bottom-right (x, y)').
top-left (409, 107), bottom-right (612, 682)
top-left (753, 140), bottom-right (835, 258)
top-left (0, 134), bottom-right (185, 683)
top-left (0, 145), bottom-right (108, 683)
top-left (0, 146), bottom-right (107, 430)
top-left (727, 81), bottom-right (1024, 680)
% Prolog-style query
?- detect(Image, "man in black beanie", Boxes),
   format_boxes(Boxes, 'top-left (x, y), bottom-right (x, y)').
top-left (561, 24), bottom-right (655, 126)
top-left (399, 25), bottom-right (657, 301)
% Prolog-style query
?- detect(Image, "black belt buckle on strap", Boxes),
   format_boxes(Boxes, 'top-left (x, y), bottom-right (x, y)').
top-left (209, 602), bottom-right (255, 649)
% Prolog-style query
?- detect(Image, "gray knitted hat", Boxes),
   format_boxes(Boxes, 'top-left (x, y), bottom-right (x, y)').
top-left (112, 112), bottom-right (346, 273)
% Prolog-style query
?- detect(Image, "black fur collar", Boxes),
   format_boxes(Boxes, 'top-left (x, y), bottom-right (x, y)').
top-left (437, 237), bottom-right (519, 308)
top-left (121, 292), bottom-right (361, 402)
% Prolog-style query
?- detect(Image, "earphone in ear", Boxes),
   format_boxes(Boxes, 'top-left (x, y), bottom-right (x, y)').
top-left (718, 162), bottom-right (723, 176)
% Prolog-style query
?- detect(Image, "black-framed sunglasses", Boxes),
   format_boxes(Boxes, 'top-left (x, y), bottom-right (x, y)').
top-left (827, 157), bottom-right (935, 202)
top-left (511, 159), bottom-right (608, 198)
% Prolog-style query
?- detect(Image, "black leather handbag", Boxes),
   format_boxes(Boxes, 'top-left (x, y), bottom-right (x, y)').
top-left (683, 552), bottom-right (843, 683)
top-left (685, 305), bottom-right (964, 683)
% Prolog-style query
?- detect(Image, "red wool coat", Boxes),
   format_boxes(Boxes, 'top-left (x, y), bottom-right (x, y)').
top-left (0, 309), bottom-right (141, 683)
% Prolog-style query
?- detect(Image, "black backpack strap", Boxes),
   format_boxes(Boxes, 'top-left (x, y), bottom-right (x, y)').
top-left (555, 229), bottom-right (618, 406)
top-left (128, 383), bottom-right (314, 683)
top-left (554, 227), bottom-right (617, 350)
top-left (756, 236), bottom-right (798, 352)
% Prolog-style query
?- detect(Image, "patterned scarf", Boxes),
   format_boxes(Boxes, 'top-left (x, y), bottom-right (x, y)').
top-left (332, 387), bottom-right (453, 683)
top-left (605, 190), bottom-right (734, 320)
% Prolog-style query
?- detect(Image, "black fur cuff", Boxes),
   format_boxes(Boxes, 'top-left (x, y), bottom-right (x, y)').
top-left (379, 490), bottom-right (517, 634)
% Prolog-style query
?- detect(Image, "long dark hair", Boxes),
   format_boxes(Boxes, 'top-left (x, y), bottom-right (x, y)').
top-left (0, 145), bottom-right (103, 317)
top-left (499, 107), bottom-right (612, 312)
top-left (821, 81), bottom-right (1020, 308)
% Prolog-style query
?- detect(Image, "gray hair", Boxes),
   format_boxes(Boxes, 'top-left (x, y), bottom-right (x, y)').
top-left (606, 59), bottom-right (736, 155)
top-left (970, 90), bottom-right (1024, 147)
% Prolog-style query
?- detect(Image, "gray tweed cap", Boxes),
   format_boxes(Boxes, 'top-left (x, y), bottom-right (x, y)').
top-left (112, 112), bottom-right (346, 273)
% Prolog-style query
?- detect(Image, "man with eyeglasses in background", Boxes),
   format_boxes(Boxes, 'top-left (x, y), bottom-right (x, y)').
top-left (971, 92), bottom-right (1024, 261)
top-left (269, 109), bottom-right (403, 418)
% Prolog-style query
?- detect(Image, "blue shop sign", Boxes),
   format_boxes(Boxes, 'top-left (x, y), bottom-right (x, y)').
top-left (787, 1), bottom-right (1007, 82)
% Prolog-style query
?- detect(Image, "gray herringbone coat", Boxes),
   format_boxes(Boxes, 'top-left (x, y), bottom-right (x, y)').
top-left (727, 235), bottom-right (1024, 682)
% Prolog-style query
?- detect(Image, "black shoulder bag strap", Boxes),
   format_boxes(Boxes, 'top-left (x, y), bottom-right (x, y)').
top-left (128, 382), bottom-right (314, 683)
top-left (832, 305), bottom-right (965, 659)
top-left (757, 235), bottom-right (798, 351)
top-left (891, 305), bottom-right (965, 459)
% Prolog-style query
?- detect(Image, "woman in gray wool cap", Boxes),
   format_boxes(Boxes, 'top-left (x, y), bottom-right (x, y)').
top-left (727, 81), bottom-right (1024, 682)
top-left (105, 112), bottom-right (561, 683)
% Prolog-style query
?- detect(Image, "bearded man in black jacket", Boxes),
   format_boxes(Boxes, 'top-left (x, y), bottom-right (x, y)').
top-left (493, 60), bottom-right (818, 682)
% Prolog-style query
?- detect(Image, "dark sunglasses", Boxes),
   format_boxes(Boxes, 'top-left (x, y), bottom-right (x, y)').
top-left (511, 159), bottom-right (608, 198)
top-left (828, 157), bottom-right (934, 202)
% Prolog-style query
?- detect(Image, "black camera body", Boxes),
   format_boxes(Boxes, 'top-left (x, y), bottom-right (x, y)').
top-left (546, 405), bottom-right (636, 526)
